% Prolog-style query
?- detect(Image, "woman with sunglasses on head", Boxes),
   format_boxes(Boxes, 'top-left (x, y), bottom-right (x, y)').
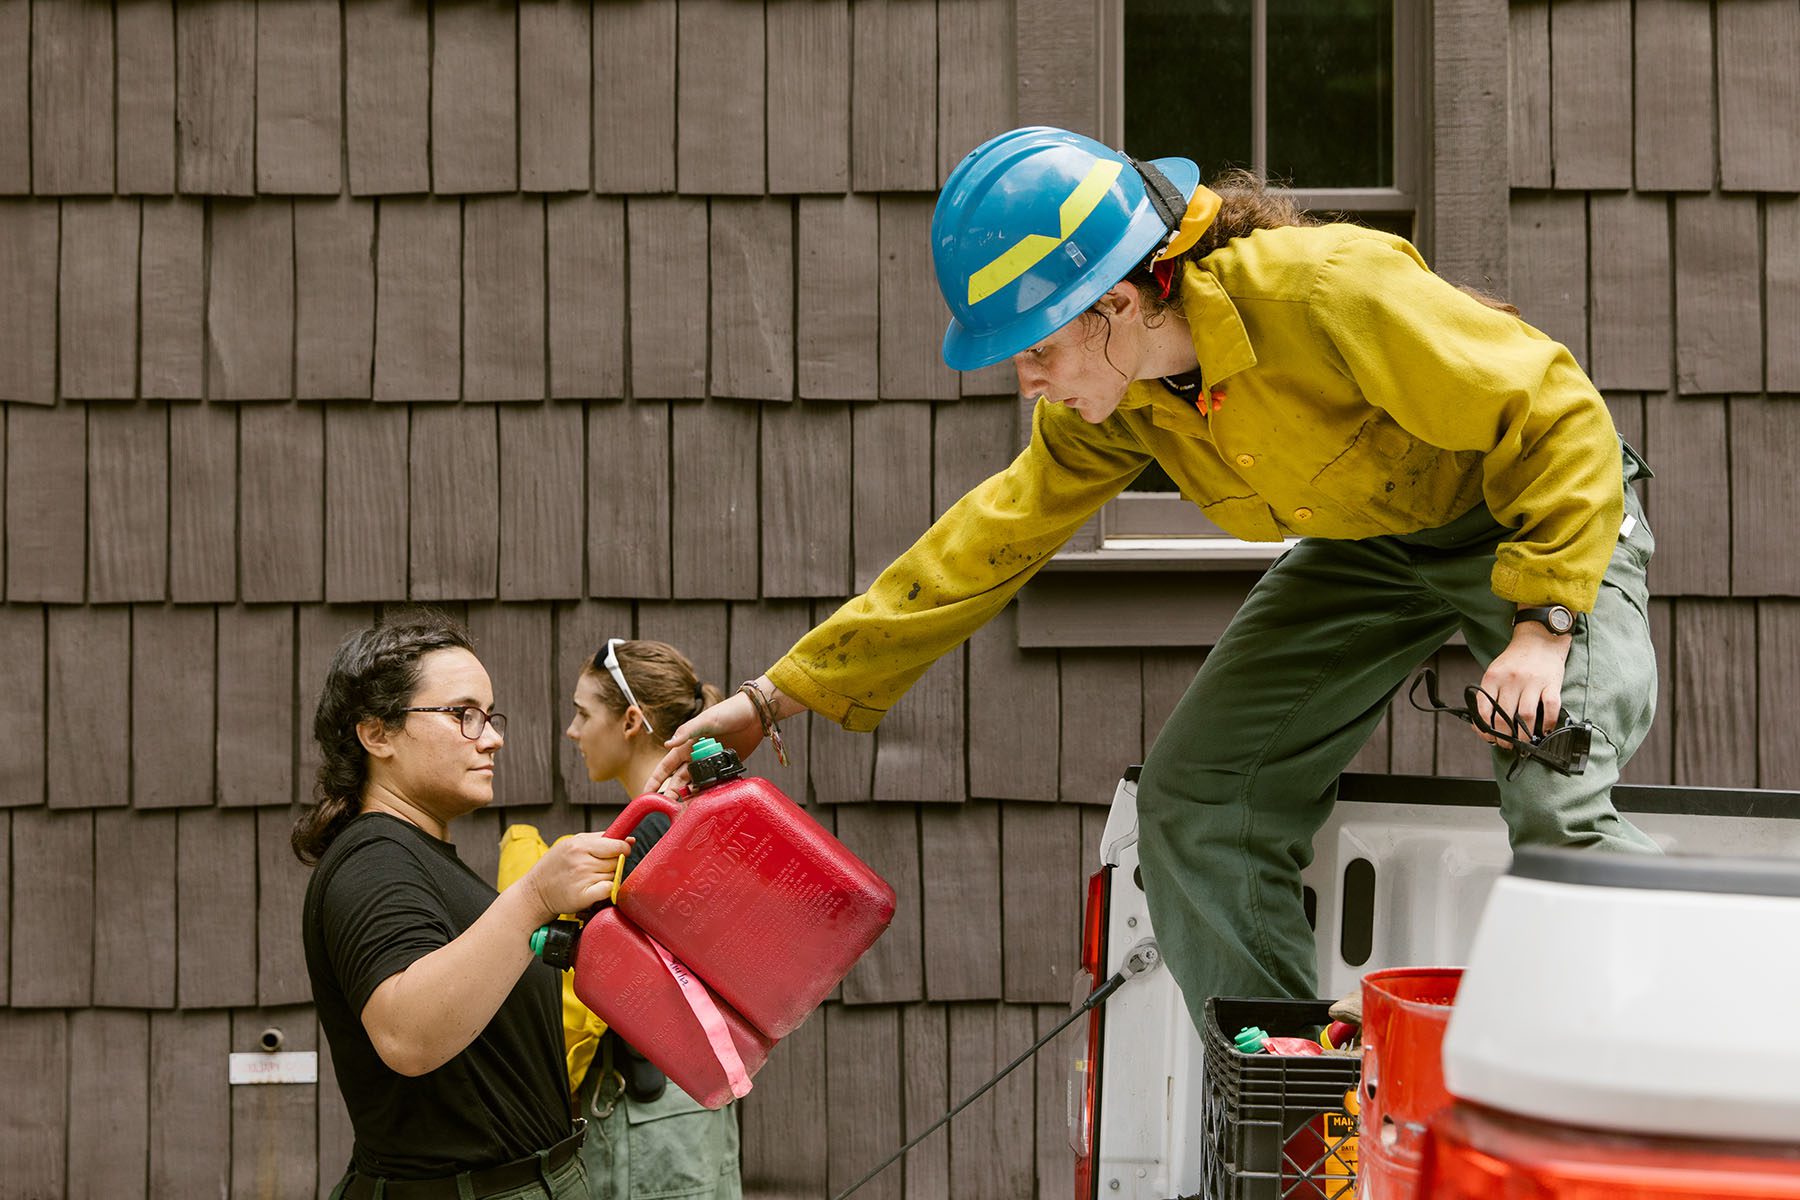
top-left (650, 126), bottom-right (1662, 1041)
top-left (296, 613), bottom-right (630, 1200)
top-left (497, 638), bottom-right (742, 1200)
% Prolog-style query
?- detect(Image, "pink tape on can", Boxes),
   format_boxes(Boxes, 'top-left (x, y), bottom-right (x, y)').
top-left (650, 937), bottom-right (753, 1100)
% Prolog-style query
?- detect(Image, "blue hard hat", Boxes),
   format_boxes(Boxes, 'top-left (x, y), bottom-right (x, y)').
top-left (933, 127), bottom-right (1199, 371)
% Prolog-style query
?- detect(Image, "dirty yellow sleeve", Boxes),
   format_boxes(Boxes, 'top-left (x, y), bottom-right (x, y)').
top-left (768, 401), bottom-right (1151, 730)
top-left (1307, 237), bottom-right (1623, 610)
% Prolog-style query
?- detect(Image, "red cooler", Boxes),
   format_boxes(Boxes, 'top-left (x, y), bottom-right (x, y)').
top-left (606, 740), bottom-right (898, 1039)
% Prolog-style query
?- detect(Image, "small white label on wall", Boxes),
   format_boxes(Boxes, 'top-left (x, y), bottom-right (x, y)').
top-left (229, 1051), bottom-right (319, 1085)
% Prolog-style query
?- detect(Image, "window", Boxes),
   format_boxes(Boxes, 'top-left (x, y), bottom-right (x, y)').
top-left (1065, 0), bottom-right (1427, 565)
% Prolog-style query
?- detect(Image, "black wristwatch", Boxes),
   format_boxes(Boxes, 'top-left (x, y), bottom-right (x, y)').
top-left (1513, 605), bottom-right (1577, 636)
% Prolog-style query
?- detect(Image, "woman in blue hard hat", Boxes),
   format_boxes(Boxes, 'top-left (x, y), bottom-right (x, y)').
top-left (649, 126), bottom-right (1659, 1031)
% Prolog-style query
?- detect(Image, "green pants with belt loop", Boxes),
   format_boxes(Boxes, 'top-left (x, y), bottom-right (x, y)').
top-left (1136, 448), bottom-right (1661, 1036)
top-left (575, 1043), bottom-right (742, 1200)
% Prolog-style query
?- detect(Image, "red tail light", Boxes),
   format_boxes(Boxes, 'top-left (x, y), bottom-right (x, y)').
top-left (1423, 1103), bottom-right (1800, 1198)
top-left (1071, 868), bottom-right (1111, 1200)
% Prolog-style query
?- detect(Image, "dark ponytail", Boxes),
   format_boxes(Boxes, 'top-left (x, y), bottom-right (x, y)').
top-left (291, 612), bottom-right (475, 866)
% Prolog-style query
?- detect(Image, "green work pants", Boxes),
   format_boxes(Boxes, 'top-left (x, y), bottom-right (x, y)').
top-left (576, 1045), bottom-right (743, 1200)
top-left (1137, 450), bottom-right (1660, 1035)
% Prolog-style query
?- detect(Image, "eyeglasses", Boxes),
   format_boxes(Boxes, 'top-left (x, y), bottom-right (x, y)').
top-left (601, 638), bottom-right (657, 738)
top-left (402, 705), bottom-right (508, 740)
top-left (1407, 669), bottom-right (1591, 781)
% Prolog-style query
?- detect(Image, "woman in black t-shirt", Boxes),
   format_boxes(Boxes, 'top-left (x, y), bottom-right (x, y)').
top-left (295, 613), bottom-right (629, 1199)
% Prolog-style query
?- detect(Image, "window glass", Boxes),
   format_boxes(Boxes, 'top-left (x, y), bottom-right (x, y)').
top-left (1267, 0), bottom-right (1393, 187)
top-left (1123, 0), bottom-right (1253, 175)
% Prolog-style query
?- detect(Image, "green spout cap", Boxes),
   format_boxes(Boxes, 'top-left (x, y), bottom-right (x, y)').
top-left (691, 737), bottom-right (726, 761)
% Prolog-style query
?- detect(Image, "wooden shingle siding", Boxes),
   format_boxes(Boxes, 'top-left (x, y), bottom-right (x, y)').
top-left (931, 397), bottom-right (1017, 514)
top-left (31, 0), bottom-right (114, 195)
top-left (87, 402), bottom-right (169, 601)
top-left (149, 1009), bottom-right (230, 1197)
top-left (168, 401), bottom-right (238, 600)
top-left (318, 1019), bottom-right (356, 1187)
top-left (68, 1009), bottom-right (150, 1198)
top-left (1001, 803), bottom-right (1082, 1003)
top-left (711, 198), bottom-right (796, 402)
top-left (1760, 603), bottom-right (1800, 787)
top-left (1434, 649), bottom-right (1495, 777)
top-left (116, 0), bottom-right (177, 196)
top-left (0, 1010), bottom-right (67, 1190)
top-left (295, 604), bottom-right (374, 831)
top-left (1632, 0), bottom-right (1715, 192)
top-left (810, 690), bottom-right (877, 803)
top-left (7, 405), bottom-right (84, 599)
top-left (968, 610), bottom-right (1061, 801)
top-left (671, 400), bottom-right (761, 599)
top-left (636, 600), bottom-right (729, 692)
top-left (131, 604), bottom-right (216, 808)
top-left (825, 1004), bottom-right (903, 1200)
top-left (256, 0), bottom-right (341, 195)
top-left (592, 0), bottom-right (677, 194)
top-left (324, 404), bottom-right (409, 601)
top-left (767, 0), bottom-right (850, 195)
top-left (0, 606), bottom-right (45, 807)
top-left (1507, 0), bottom-right (1551, 188)
top-left (1060, 651), bottom-right (1143, 803)
top-left (139, 198), bottom-right (204, 399)
top-left (1642, 392), bottom-right (1728, 596)
top-left (798, 195), bottom-right (882, 401)
top-left (410, 404), bottom-right (501, 600)
top-left (10, 807), bottom-right (94, 1005)
top-left (1716, 0), bottom-right (1800, 192)
top-left (872, 649), bottom-right (965, 804)
top-left (937, 0), bottom-right (1014, 184)
top-left (947, 1004), bottom-right (1037, 1200)
top-left (728, 599), bottom-right (816, 777)
top-left (1767, 197), bottom-right (1800, 392)
top-left (677, 0), bottom-right (766, 195)
top-left (852, 0), bottom-right (937, 193)
top-left (628, 197), bottom-right (709, 399)
top-left (852, 402), bottom-right (933, 591)
top-left (1142, 648), bottom-right (1207, 750)
top-left (217, 604), bottom-right (296, 806)
top-left (1622, 599), bottom-right (1674, 784)
top-left (499, 403), bottom-right (585, 600)
top-left (1431, 0), bottom-right (1510, 291)
top-left (344, 0), bottom-right (430, 196)
top-left (551, 598), bottom-right (632, 802)
top-left (920, 802), bottom-right (1003, 999)
top-left (1507, 192), bottom-right (1588, 366)
top-left (176, 806), bottom-right (259, 1007)
top-left (1034, 1004), bottom-right (1083, 1200)
top-left (93, 807), bottom-right (177, 1007)
top-left (60, 200), bottom-right (140, 400)
top-left (1674, 193), bottom-right (1762, 395)
top-left (258, 810), bottom-right (315, 1003)
top-left (464, 195), bottom-right (548, 403)
top-left (1015, 0), bottom-right (1097, 135)
top-left (587, 400), bottom-right (673, 598)
top-left (520, 0), bottom-right (592, 193)
top-left (231, 1007), bottom-right (319, 1195)
top-left (547, 196), bottom-right (627, 399)
top-left (1673, 600), bottom-right (1758, 787)
top-left (469, 603), bottom-right (554, 806)
top-left (0, 0), bottom-right (27, 192)
top-left (0, 200), bottom-right (58, 404)
top-left (1588, 194), bottom-right (1672, 391)
top-left (761, 401), bottom-right (853, 597)
top-left (209, 200), bottom-right (296, 401)
top-left (901, 1003), bottom-right (950, 1199)
top-left (240, 403), bottom-right (326, 602)
top-left (431, 1), bottom-right (519, 195)
top-left (1549, 0), bottom-right (1631, 190)
top-left (1729, 398), bottom-right (1800, 596)
top-left (374, 197), bottom-right (463, 402)
top-left (175, 0), bottom-right (255, 196)
top-left (47, 604), bottom-right (129, 808)
top-left (878, 198), bottom-right (961, 401)
top-left (835, 804), bottom-right (924, 1004)
top-left (295, 197), bottom-right (376, 400)
top-left (740, 1015), bottom-right (829, 1199)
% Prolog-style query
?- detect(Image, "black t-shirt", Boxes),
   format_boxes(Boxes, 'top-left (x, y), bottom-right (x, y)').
top-left (303, 812), bottom-right (572, 1177)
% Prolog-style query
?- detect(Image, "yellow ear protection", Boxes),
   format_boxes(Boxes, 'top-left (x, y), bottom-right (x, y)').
top-left (1147, 185), bottom-right (1221, 297)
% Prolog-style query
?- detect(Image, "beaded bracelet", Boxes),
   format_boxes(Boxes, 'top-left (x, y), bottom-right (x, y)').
top-left (738, 680), bottom-right (790, 767)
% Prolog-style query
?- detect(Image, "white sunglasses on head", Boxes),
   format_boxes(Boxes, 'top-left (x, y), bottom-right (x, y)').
top-left (601, 637), bottom-right (657, 737)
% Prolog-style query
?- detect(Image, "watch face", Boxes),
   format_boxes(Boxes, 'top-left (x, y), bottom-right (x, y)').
top-left (1550, 607), bottom-right (1575, 634)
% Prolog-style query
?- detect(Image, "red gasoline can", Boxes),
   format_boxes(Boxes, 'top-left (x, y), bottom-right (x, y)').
top-left (606, 741), bottom-right (897, 1040)
top-left (566, 905), bottom-right (775, 1110)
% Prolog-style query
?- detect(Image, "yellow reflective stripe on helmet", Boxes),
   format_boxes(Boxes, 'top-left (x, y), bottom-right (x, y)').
top-left (966, 159), bottom-right (1124, 306)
